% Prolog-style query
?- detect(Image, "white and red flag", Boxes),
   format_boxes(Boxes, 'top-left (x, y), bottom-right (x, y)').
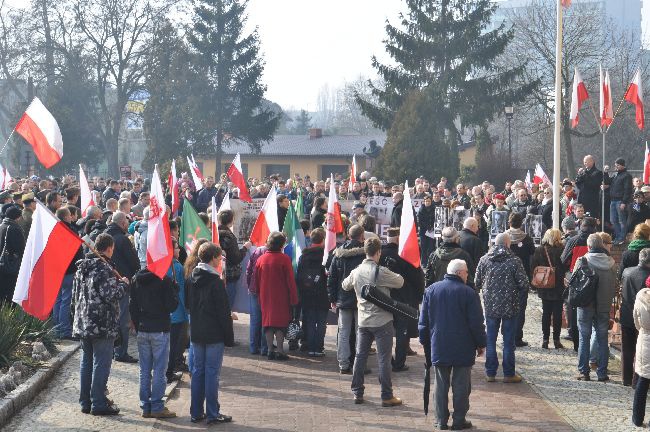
top-left (187, 155), bottom-right (204, 191)
top-left (227, 153), bottom-right (252, 202)
top-left (322, 174), bottom-right (344, 265)
top-left (79, 164), bottom-right (94, 217)
top-left (219, 190), bottom-right (231, 212)
top-left (534, 164), bottom-right (553, 188)
top-left (210, 195), bottom-right (224, 275)
top-left (146, 165), bottom-right (173, 279)
top-left (249, 187), bottom-right (279, 247)
top-left (13, 201), bottom-right (82, 320)
top-left (0, 162), bottom-right (11, 189)
top-left (168, 159), bottom-right (179, 214)
top-left (15, 97), bottom-right (63, 169)
top-left (600, 66), bottom-right (614, 127)
top-left (349, 154), bottom-right (357, 190)
top-left (643, 141), bottom-right (650, 185)
top-left (625, 69), bottom-right (645, 130)
top-left (399, 180), bottom-right (420, 268)
top-left (570, 68), bottom-right (589, 128)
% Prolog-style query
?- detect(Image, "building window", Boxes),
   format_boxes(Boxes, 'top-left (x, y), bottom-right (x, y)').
top-left (264, 164), bottom-right (290, 180)
top-left (320, 165), bottom-right (349, 180)
top-left (223, 163), bottom-right (248, 178)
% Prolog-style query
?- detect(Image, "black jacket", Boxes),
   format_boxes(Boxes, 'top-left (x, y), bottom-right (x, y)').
top-left (391, 200), bottom-right (403, 228)
top-left (627, 203), bottom-right (650, 233)
top-left (218, 225), bottom-right (247, 281)
top-left (278, 206), bottom-right (288, 232)
top-left (575, 166), bottom-right (603, 217)
top-left (64, 221), bottom-right (84, 275)
top-left (417, 204), bottom-right (436, 235)
top-left (0, 218), bottom-right (25, 265)
top-left (538, 200), bottom-right (554, 231)
top-left (608, 168), bottom-right (633, 203)
top-left (532, 245), bottom-right (566, 301)
top-left (507, 230), bottom-right (536, 278)
top-left (187, 264), bottom-right (234, 346)
top-left (327, 239), bottom-right (365, 309)
top-left (379, 243), bottom-right (424, 306)
top-left (459, 229), bottom-right (484, 274)
top-left (311, 207), bottom-right (326, 230)
top-left (129, 269), bottom-right (178, 333)
top-left (104, 223), bottom-right (140, 279)
top-left (621, 265), bottom-right (650, 328)
top-left (296, 246), bottom-right (329, 309)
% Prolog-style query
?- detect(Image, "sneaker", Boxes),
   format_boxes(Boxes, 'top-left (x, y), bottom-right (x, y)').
top-left (191, 414), bottom-right (206, 423)
top-left (597, 375), bottom-right (610, 382)
top-left (313, 351), bottom-right (325, 357)
top-left (114, 354), bottom-right (138, 364)
top-left (81, 407), bottom-right (91, 414)
top-left (437, 424), bottom-right (449, 430)
top-left (542, 340), bottom-right (549, 349)
top-left (381, 396), bottom-right (403, 407)
top-left (91, 405), bottom-right (120, 416)
top-left (166, 372), bottom-right (182, 384)
top-left (485, 375), bottom-right (496, 383)
top-left (340, 368), bottom-right (352, 375)
top-left (207, 414), bottom-right (232, 424)
top-left (450, 421), bottom-right (473, 430)
top-left (392, 365), bottom-right (410, 372)
top-left (590, 362), bottom-right (598, 371)
top-left (561, 334), bottom-right (572, 341)
top-left (150, 407), bottom-right (177, 418)
top-left (515, 340), bottom-right (529, 348)
top-left (354, 396), bottom-right (364, 404)
top-left (576, 373), bottom-right (591, 381)
top-left (503, 374), bottom-right (523, 383)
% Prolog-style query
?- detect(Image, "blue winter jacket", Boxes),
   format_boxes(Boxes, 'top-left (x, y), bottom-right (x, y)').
top-left (419, 274), bottom-right (486, 367)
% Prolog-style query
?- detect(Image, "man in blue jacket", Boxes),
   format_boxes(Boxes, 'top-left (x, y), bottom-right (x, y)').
top-left (419, 259), bottom-right (486, 431)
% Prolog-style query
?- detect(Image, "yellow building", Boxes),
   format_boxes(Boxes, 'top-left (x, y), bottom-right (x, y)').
top-left (195, 129), bottom-right (384, 180)
top-left (458, 142), bottom-right (477, 169)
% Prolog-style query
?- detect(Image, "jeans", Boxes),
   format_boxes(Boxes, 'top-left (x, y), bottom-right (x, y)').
top-left (137, 331), bottom-right (170, 414)
top-left (577, 306), bottom-right (610, 378)
top-left (303, 307), bottom-right (328, 353)
top-left (633, 376), bottom-right (650, 426)
top-left (541, 299), bottom-right (563, 341)
top-left (52, 274), bottom-right (74, 338)
top-left (226, 281), bottom-right (237, 309)
top-left (433, 366), bottom-right (472, 428)
top-left (114, 294), bottom-right (131, 359)
top-left (337, 309), bottom-right (358, 370)
top-left (190, 342), bottom-right (225, 421)
top-left (351, 322), bottom-right (394, 400)
top-left (485, 317), bottom-right (516, 377)
top-left (610, 200), bottom-right (627, 242)
top-left (249, 293), bottom-right (268, 354)
top-left (516, 290), bottom-right (528, 343)
top-left (79, 337), bottom-right (115, 411)
top-left (392, 315), bottom-right (409, 369)
top-left (167, 322), bottom-right (188, 377)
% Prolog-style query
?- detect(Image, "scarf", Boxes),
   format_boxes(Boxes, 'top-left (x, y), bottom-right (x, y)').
top-left (628, 239), bottom-right (650, 252)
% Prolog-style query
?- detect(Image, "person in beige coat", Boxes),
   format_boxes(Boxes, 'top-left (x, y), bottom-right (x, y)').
top-left (633, 286), bottom-right (650, 426)
top-left (342, 237), bottom-right (404, 407)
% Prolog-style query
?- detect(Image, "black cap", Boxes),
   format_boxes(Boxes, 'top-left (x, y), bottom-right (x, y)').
top-left (615, 158), bottom-right (626, 166)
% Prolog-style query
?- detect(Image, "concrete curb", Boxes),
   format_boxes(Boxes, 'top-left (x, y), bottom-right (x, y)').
top-left (0, 340), bottom-right (80, 429)
top-left (162, 372), bottom-right (183, 404)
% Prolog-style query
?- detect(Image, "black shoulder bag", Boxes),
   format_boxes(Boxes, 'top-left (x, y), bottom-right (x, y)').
top-left (361, 264), bottom-right (419, 322)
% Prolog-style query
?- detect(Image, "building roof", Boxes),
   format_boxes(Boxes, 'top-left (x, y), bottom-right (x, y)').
top-left (219, 134), bottom-right (385, 157)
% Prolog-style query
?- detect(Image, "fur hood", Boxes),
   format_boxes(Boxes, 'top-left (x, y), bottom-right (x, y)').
top-left (333, 240), bottom-right (365, 258)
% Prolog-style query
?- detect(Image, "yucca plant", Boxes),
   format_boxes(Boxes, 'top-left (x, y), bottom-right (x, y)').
top-left (0, 303), bottom-right (28, 367)
top-left (13, 309), bottom-right (57, 352)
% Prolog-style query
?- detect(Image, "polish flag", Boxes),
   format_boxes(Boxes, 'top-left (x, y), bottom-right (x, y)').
top-left (643, 141), bottom-right (650, 185)
top-left (15, 97), bottom-right (63, 169)
top-left (399, 180), bottom-right (420, 268)
top-left (79, 165), bottom-right (94, 217)
top-left (600, 66), bottom-right (614, 127)
top-left (227, 153), bottom-right (252, 202)
top-left (13, 201), bottom-right (82, 320)
top-left (570, 68), bottom-right (589, 128)
top-left (322, 174), bottom-right (344, 265)
top-left (249, 187), bottom-right (279, 247)
top-left (533, 164), bottom-right (553, 188)
top-left (146, 165), bottom-right (173, 279)
top-left (187, 155), bottom-right (204, 191)
top-left (219, 190), bottom-right (231, 212)
top-left (349, 154), bottom-right (357, 188)
top-left (625, 69), bottom-right (644, 130)
top-left (0, 162), bottom-right (11, 189)
top-left (168, 159), bottom-right (179, 214)
top-left (210, 196), bottom-right (223, 275)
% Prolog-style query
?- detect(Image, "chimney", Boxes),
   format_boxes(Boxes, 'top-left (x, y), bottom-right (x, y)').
top-left (309, 128), bottom-right (323, 139)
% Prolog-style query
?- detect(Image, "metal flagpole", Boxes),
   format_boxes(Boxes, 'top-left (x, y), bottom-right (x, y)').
top-left (552, 0), bottom-right (563, 229)
top-left (602, 129), bottom-right (606, 225)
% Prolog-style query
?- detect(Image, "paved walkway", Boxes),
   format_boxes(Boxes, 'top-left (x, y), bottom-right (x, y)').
top-left (2, 295), bottom-right (639, 432)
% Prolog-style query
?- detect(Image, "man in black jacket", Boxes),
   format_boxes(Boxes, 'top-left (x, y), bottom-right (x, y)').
top-left (217, 210), bottom-right (251, 309)
top-left (390, 192), bottom-right (403, 228)
top-left (459, 217), bottom-right (484, 277)
top-left (328, 224), bottom-right (366, 373)
top-left (379, 227), bottom-right (425, 372)
top-left (130, 268), bottom-right (178, 418)
top-left (575, 155), bottom-right (603, 220)
top-left (105, 211), bottom-right (140, 363)
top-left (606, 158), bottom-right (634, 244)
top-left (0, 206), bottom-right (25, 303)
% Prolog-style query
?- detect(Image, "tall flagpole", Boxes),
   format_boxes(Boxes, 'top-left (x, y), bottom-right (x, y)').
top-left (552, 0), bottom-right (563, 229)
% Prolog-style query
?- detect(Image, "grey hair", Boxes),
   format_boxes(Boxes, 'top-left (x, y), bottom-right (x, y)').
top-left (111, 211), bottom-right (128, 226)
top-left (495, 233), bottom-right (511, 247)
top-left (587, 233), bottom-right (604, 250)
top-left (86, 205), bottom-right (101, 219)
top-left (463, 217), bottom-right (478, 229)
top-left (143, 206), bottom-right (150, 220)
top-left (442, 227), bottom-right (459, 242)
top-left (447, 259), bottom-right (467, 275)
top-left (640, 248), bottom-right (650, 267)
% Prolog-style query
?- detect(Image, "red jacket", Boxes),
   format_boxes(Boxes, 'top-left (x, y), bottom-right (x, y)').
top-left (255, 251), bottom-right (299, 328)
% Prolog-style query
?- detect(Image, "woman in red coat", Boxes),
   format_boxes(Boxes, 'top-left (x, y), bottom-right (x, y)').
top-left (253, 232), bottom-right (299, 360)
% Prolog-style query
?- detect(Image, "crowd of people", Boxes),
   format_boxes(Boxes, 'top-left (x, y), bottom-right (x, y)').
top-left (1, 152), bottom-right (650, 428)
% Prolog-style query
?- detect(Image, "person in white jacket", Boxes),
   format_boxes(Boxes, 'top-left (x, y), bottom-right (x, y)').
top-left (633, 285), bottom-right (650, 426)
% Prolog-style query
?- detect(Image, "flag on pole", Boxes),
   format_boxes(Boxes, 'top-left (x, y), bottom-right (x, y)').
top-left (79, 164), bottom-right (94, 217)
top-left (187, 155), bottom-right (204, 191)
top-left (210, 196), bottom-right (223, 275)
top-left (227, 153), bottom-right (252, 202)
top-left (348, 155), bottom-right (357, 191)
top-left (283, 202), bottom-right (305, 272)
top-left (322, 174), bottom-right (343, 265)
top-left (295, 188), bottom-right (305, 221)
top-left (180, 199), bottom-right (211, 254)
top-left (13, 201), bottom-right (82, 320)
top-left (644, 142), bottom-right (650, 185)
top-left (146, 165), bottom-right (173, 279)
top-left (533, 164), bottom-right (553, 188)
top-left (625, 69), bottom-right (645, 130)
top-left (600, 66), bottom-right (614, 127)
top-left (398, 180), bottom-right (420, 268)
top-left (249, 187), bottom-right (279, 246)
top-left (168, 159), bottom-right (179, 214)
top-left (0, 162), bottom-right (11, 189)
top-left (15, 97), bottom-right (63, 168)
top-left (219, 190), bottom-right (231, 213)
top-left (570, 68), bottom-right (589, 128)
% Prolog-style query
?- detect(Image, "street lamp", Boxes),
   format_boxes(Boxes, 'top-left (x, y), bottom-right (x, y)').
top-left (505, 105), bottom-right (514, 167)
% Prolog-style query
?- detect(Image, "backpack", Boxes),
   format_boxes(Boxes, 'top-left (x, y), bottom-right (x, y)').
top-left (297, 259), bottom-right (325, 291)
top-left (566, 257), bottom-right (598, 307)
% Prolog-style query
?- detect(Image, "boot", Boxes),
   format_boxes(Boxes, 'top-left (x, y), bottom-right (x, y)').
top-left (553, 339), bottom-right (565, 349)
top-left (541, 339), bottom-right (549, 349)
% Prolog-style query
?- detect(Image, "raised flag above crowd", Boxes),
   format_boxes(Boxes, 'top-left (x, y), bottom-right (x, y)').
top-left (227, 153), bottom-right (252, 203)
top-left (15, 97), bottom-right (63, 169)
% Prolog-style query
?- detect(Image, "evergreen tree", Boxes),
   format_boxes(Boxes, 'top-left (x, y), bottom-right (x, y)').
top-left (357, 0), bottom-right (537, 179)
top-left (292, 109), bottom-right (311, 135)
top-left (188, 0), bottom-right (281, 176)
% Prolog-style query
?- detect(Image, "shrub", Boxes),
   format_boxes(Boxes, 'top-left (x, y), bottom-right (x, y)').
top-left (0, 304), bottom-right (27, 368)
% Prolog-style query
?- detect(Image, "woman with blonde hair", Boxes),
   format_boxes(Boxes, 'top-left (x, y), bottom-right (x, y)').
top-left (532, 228), bottom-right (566, 349)
top-left (620, 223), bottom-right (650, 279)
